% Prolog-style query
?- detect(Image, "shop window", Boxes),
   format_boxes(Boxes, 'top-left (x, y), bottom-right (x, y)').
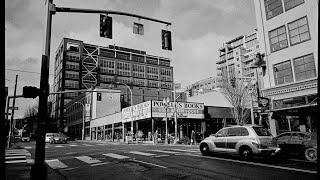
top-left (288, 16), bottom-right (311, 46)
top-left (264, 0), bottom-right (283, 20)
top-left (269, 25), bottom-right (288, 52)
top-left (273, 60), bottom-right (293, 85)
top-left (293, 54), bottom-right (316, 81)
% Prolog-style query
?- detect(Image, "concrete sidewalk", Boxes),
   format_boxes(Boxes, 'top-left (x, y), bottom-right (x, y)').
top-left (5, 143), bottom-right (66, 180)
top-left (76, 139), bottom-right (200, 148)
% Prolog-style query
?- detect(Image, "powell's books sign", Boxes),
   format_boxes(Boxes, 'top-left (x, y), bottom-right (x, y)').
top-left (258, 97), bottom-right (270, 110)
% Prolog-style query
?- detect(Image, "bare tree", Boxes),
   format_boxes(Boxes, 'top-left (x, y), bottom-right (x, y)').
top-left (219, 78), bottom-right (253, 125)
top-left (24, 104), bottom-right (38, 118)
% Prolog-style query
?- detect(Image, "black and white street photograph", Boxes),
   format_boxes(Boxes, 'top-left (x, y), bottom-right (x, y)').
top-left (3, 0), bottom-right (318, 179)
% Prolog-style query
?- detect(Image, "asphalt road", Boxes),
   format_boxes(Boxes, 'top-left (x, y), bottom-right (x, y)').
top-left (17, 141), bottom-right (318, 180)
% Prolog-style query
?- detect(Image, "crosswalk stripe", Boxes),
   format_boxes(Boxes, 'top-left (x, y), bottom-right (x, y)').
top-left (75, 156), bottom-right (102, 164)
top-left (45, 159), bottom-right (68, 169)
top-left (23, 146), bottom-right (32, 149)
top-left (69, 144), bottom-right (78, 147)
top-left (103, 153), bottom-right (130, 159)
top-left (6, 156), bottom-right (26, 160)
top-left (91, 162), bottom-right (109, 166)
top-left (6, 160), bottom-right (27, 164)
top-left (150, 150), bottom-right (181, 154)
top-left (129, 151), bottom-right (156, 156)
top-left (172, 149), bottom-right (199, 153)
top-left (97, 144), bottom-right (105, 145)
top-left (82, 144), bottom-right (94, 146)
top-left (55, 145), bottom-right (64, 148)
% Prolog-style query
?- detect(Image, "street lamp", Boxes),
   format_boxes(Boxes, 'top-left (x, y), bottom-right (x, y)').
top-left (163, 97), bottom-right (170, 145)
top-left (75, 102), bottom-right (85, 140)
top-left (115, 82), bottom-right (133, 141)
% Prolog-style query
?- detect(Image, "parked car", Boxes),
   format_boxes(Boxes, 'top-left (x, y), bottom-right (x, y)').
top-left (199, 125), bottom-right (280, 159)
top-left (273, 132), bottom-right (317, 162)
top-left (45, 133), bottom-right (68, 144)
top-left (21, 132), bottom-right (30, 142)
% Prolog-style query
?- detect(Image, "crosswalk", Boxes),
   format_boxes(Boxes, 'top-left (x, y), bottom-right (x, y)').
top-left (5, 149), bottom-right (32, 164)
top-left (44, 149), bottom-right (200, 170)
top-left (22, 143), bottom-right (103, 149)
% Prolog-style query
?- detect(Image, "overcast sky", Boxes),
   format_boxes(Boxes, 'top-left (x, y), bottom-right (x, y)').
top-left (5, 0), bottom-right (257, 118)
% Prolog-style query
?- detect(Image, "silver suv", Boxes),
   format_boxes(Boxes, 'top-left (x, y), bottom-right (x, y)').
top-left (199, 125), bottom-right (280, 159)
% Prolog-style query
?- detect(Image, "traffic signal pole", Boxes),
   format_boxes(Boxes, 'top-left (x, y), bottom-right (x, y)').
top-left (30, 0), bottom-right (53, 179)
top-left (31, 1), bottom-right (170, 179)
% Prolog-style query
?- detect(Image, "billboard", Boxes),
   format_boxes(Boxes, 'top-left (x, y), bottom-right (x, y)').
top-left (121, 101), bottom-right (152, 123)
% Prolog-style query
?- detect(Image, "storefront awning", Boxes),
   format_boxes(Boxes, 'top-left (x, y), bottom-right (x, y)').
top-left (268, 103), bottom-right (317, 112)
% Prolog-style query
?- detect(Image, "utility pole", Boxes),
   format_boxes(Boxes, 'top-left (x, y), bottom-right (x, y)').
top-left (7, 75), bottom-right (18, 148)
top-left (31, 0), bottom-right (53, 179)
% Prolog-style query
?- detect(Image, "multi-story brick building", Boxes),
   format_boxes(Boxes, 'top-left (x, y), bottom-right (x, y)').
top-left (52, 38), bottom-right (175, 130)
top-left (253, 0), bottom-right (318, 135)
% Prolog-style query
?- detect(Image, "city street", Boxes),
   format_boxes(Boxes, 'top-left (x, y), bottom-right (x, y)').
top-left (13, 141), bottom-right (317, 180)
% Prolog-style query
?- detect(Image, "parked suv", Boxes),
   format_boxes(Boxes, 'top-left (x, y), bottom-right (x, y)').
top-left (45, 133), bottom-right (68, 144)
top-left (199, 125), bottom-right (280, 159)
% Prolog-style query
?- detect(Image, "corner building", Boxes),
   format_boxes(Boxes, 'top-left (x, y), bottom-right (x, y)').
top-left (52, 38), bottom-right (174, 130)
top-left (254, 0), bottom-right (318, 135)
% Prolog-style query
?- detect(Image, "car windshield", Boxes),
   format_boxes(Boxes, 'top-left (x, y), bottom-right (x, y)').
top-left (253, 127), bottom-right (272, 136)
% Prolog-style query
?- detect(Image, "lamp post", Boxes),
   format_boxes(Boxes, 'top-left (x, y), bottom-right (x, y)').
top-left (115, 82), bottom-right (133, 140)
top-left (163, 97), bottom-right (169, 145)
top-left (75, 102), bottom-right (85, 140)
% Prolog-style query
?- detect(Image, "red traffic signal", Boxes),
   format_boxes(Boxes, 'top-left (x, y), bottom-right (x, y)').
top-left (23, 86), bottom-right (40, 98)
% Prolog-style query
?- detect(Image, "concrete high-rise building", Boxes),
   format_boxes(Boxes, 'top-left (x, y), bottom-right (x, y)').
top-left (216, 30), bottom-right (261, 87)
top-left (52, 38), bottom-right (174, 130)
top-left (185, 77), bottom-right (217, 97)
top-left (253, 0), bottom-right (318, 135)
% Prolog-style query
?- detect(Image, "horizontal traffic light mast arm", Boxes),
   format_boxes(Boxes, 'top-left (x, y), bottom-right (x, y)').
top-left (49, 89), bottom-right (121, 95)
top-left (55, 7), bottom-right (172, 26)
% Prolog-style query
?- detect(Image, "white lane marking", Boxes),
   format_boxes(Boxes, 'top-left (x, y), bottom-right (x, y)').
top-left (63, 167), bottom-right (77, 171)
top-left (82, 144), bottom-right (94, 146)
top-left (66, 152), bottom-right (77, 155)
top-left (150, 150), bottom-right (181, 154)
top-left (129, 151), bottom-right (156, 156)
top-left (45, 159), bottom-right (68, 169)
top-left (287, 158), bottom-right (317, 164)
top-left (132, 159), bottom-right (167, 169)
top-left (91, 162), bottom-right (109, 166)
top-left (69, 144), bottom-right (79, 147)
top-left (103, 153), bottom-right (130, 159)
top-left (97, 144), bottom-right (106, 146)
top-left (55, 145), bottom-right (64, 148)
top-left (23, 146), bottom-right (32, 149)
top-left (6, 160), bottom-right (27, 164)
top-left (154, 155), bottom-right (170, 158)
top-left (75, 156), bottom-right (102, 164)
top-left (172, 149), bottom-right (199, 153)
top-left (5, 156), bottom-right (26, 160)
top-left (187, 153), bottom-right (317, 174)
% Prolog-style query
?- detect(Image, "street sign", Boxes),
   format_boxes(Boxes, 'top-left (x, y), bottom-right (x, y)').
top-left (8, 107), bottom-right (19, 110)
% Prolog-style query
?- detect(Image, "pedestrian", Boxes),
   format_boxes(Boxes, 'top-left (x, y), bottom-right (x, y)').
top-left (148, 131), bottom-right (151, 141)
top-left (154, 130), bottom-right (158, 145)
top-left (191, 130), bottom-right (195, 145)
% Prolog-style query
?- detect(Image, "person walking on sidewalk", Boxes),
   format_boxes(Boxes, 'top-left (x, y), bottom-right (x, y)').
top-left (191, 130), bottom-right (196, 145)
top-left (154, 130), bottom-right (158, 145)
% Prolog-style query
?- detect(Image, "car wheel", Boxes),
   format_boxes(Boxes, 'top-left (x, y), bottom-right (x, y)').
top-left (240, 146), bottom-right (253, 160)
top-left (200, 143), bottom-right (210, 156)
top-left (305, 147), bottom-right (317, 162)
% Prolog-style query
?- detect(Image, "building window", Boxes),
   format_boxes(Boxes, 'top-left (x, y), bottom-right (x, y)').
top-left (65, 61), bottom-right (79, 70)
top-left (264, 0), bottom-right (283, 20)
top-left (269, 25), bottom-right (288, 52)
top-left (65, 80), bottom-right (79, 88)
top-left (133, 23), bottom-right (144, 35)
top-left (117, 62), bottom-right (131, 76)
top-left (116, 52), bottom-right (130, 60)
top-left (283, 0), bottom-right (304, 11)
top-left (65, 71), bottom-right (79, 79)
top-left (293, 54), bottom-right (316, 81)
top-left (132, 54), bottom-right (144, 63)
top-left (288, 16), bottom-right (311, 46)
top-left (274, 61), bottom-right (293, 85)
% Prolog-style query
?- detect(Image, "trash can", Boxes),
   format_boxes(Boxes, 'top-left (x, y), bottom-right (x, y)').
top-left (125, 132), bottom-right (133, 144)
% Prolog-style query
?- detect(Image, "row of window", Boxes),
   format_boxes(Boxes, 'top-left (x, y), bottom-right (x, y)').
top-left (274, 53), bottom-right (316, 85)
top-left (265, 0), bottom-right (304, 20)
top-left (269, 16), bottom-right (310, 52)
top-left (65, 80), bottom-right (79, 89)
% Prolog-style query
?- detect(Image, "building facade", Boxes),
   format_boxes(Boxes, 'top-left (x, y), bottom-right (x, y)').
top-left (253, 0), bottom-right (318, 135)
top-left (53, 38), bottom-right (174, 131)
top-left (216, 31), bottom-right (261, 87)
top-left (185, 77), bottom-right (217, 97)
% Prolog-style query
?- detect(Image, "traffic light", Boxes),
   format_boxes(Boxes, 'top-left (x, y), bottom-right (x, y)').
top-left (23, 86), bottom-right (40, 98)
top-left (100, 14), bottom-right (112, 38)
top-left (162, 30), bottom-right (172, 50)
top-left (97, 93), bottom-right (102, 101)
top-left (188, 89), bottom-right (193, 97)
